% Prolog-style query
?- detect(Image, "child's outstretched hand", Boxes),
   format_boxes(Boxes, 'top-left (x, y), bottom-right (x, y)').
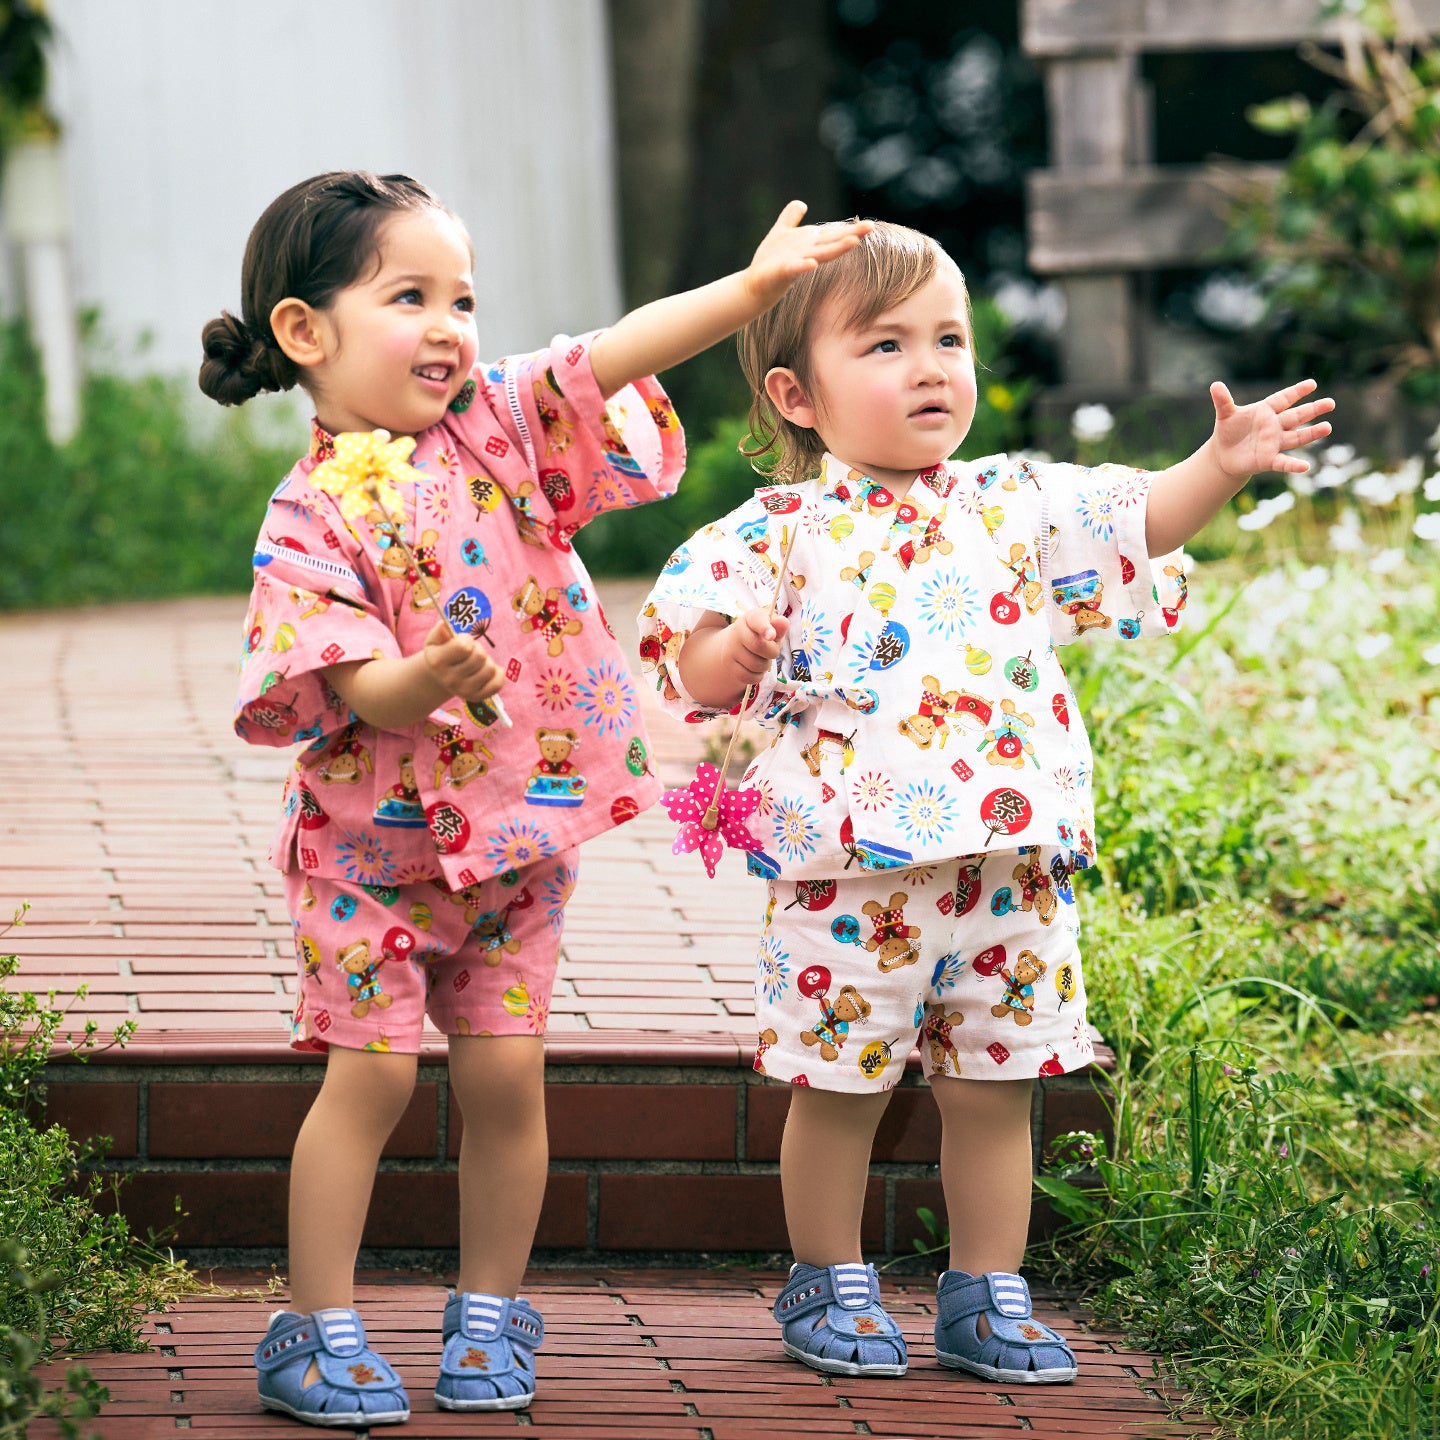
top-left (743, 202), bottom-right (874, 312)
top-left (722, 607), bottom-right (791, 694)
top-left (423, 621), bottom-right (504, 703)
top-left (1208, 378), bottom-right (1336, 479)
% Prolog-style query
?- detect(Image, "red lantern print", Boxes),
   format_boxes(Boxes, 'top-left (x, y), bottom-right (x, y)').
top-left (760, 490), bottom-right (802, 514)
top-left (989, 593), bottom-right (1020, 625)
top-left (382, 927), bottom-right (416, 961)
top-left (1039, 1047), bottom-right (1065, 1077)
top-left (611, 796), bottom-right (640, 825)
top-left (797, 964), bottom-right (831, 999)
top-left (980, 787), bottom-right (1032, 845)
top-left (425, 802), bottom-right (471, 854)
top-left (787, 880), bottom-right (837, 913)
top-left (974, 944), bottom-right (1007, 977)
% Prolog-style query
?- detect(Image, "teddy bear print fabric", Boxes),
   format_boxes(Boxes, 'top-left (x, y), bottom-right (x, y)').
top-left (639, 452), bottom-right (1185, 880)
top-left (235, 332), bottom-right (683, 892)
top-left (754, 848), bottom-right (1090, 1089)
top-left (285, 855), bottom-right (576, 1054)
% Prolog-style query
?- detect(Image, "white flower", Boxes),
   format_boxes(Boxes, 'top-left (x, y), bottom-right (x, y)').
top-left (1351, 471), bottom-right (1397, 506)
top-left (1356, 633), bottom-right (1392, 659)
top-left (1415, 512), bottom-right (1440, 543)
top-left (1070, 404), bottom-right (1114, 444)
top-left (1368, 547), bottom-right (1405, 574)
top-left (1193, 273), bottom-right (1266, 331)
top-left (1236, 492), bottom-right (1296, 531)
top-left (1323, 444), bottom-right (1356, 466)
top-left (991, 277), bottom-right (1066, 336)
top-left (1328, 508), bottom-right (1365, 552)
top-left (1423, 643), bottom-right (1440, 666)
top-left (1295, 564), bottom-right (1329, 592)
top-left (1391, 457), bottom-right (1424, 494)
top-left (1424, 473), bottom-right (1440, 502)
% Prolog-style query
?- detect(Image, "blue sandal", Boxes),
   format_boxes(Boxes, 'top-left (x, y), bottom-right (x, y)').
top-left (254, 1307), bottom-right (410, 1427)
top-left (934, 1270), bottom-right (1077, 1384)
top-left (434, 1291), bottom-right (545, 1412)
top-left (773, 1262), bottom-right (907, 1376)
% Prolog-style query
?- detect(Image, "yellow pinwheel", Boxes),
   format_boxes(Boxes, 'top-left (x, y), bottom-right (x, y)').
top-left (310, 429), bottom-right (418, 525)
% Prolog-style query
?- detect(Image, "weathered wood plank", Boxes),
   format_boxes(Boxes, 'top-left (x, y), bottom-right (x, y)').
top-left (1044, 55), bottom-right (1136, 168)
top-left (1023, 0), bottom-right (1440, 56)
top-left (1025, 163), bottom-right (1277, 273)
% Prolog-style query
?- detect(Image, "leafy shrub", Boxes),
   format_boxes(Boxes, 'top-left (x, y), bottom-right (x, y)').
top-left (1229, 0), bottom-right (1440, 402)
top-left (0, 908), bottom-right (193, 1435)
top-left (0, 324), bottom-right (298, 611)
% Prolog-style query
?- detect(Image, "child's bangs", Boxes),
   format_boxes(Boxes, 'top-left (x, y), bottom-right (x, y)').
top-left (821, 228), bottom-right (941, 334)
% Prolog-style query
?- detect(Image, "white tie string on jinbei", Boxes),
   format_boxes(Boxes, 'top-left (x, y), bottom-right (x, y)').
top-left (660, 521), bottom-right (800, 878)
top-left (309, 429), bottom-right (512, 728)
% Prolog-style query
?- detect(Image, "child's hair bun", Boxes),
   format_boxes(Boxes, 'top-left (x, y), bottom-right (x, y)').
top-left (198, 310), bottom-right (293, 405)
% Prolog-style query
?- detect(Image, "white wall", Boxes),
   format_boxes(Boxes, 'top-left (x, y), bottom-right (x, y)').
top-left (28, 0), bottom-right (621, 396)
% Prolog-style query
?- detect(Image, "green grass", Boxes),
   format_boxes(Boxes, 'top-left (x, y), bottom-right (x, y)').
top-left (1034, 537), bottom-right (1440, 1439)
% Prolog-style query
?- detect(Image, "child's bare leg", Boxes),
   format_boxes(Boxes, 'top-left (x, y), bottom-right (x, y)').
top-left (449, 1034), bottom-right (548, 1297)
top-left (931, 1074), bottom-right (1034, 1337)
top-left (286, 1047), bottom-right (418, 1385)
top-left (780, 1086), bottom-right (892, 1264)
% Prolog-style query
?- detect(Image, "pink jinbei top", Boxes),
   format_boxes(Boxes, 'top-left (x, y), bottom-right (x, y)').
top-left (235, 331), bottom-right (685, 891)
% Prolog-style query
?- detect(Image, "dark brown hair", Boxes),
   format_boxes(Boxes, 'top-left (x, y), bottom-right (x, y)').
top-left (198, 171), bottom-right (458, 405)
top-left (737, 220), bottom-right (973, 482)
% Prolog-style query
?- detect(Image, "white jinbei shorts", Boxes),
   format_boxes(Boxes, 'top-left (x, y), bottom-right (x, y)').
top-left (752, 847), bottom-right (1094, 1092)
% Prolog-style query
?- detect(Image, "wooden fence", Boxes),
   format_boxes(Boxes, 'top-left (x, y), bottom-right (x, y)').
top-left (1022, 0), bottom-right (1440, 395)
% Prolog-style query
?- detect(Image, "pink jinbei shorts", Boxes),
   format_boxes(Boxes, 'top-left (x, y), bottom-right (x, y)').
top-left (285, 851), bottom-right (578, 1053)
top-left (753, 847), bottom-right (1093, 1092)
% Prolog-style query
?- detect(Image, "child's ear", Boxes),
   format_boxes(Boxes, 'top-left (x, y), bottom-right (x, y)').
top-left (269, 298), bottom-right (330, 370)
top-left (764, 367), bottom-right (819, 430)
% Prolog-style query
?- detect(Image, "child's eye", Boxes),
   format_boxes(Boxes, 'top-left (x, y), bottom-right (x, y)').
top-left (454, 296), bottom-right (476, 315)
top-left (939, 333), bottom-right (966, 349)
top-left (393, 288), bottom-right (422, 306)
top-left (872, 339), bottom-right (900, 354)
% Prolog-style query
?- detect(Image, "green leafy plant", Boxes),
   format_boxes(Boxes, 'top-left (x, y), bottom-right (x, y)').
top-left (0, 907), bottom-right (194, 1436)
top-left (0, 322), bottom-right (300, 611)
top-left (1229, 0), bottom-right (1440, 401)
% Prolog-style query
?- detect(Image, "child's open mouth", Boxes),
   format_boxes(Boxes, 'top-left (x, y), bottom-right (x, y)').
top-left (413, 364), bottom-right (454, 390)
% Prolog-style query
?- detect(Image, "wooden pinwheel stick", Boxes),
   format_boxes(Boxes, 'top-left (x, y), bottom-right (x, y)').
top-left (362, 480), bottom-right (513, 729)
top-left (702, 523), bottom-right (799, 830)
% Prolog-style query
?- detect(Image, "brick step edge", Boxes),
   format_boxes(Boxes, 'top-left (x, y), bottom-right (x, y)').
top-left (40, 1061), bottom-right (1114, 1259)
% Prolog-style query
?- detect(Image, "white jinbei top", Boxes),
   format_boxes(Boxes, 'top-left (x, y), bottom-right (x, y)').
top-left (638, 451), bottom-right (1187, 879)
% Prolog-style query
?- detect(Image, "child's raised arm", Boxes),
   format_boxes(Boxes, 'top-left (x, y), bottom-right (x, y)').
top-left (1145, 379), bottom-right (1335, 554)
top-left (588, 202), bottom-right (871, 399)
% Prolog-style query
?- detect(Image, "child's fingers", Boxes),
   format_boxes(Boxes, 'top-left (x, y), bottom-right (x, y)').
top-left (770, 199), bottom-right (810, 233)
top-left (1209, 380), bottom-right (1236, 418)
top-left (1265, 377), bottom-right (1318, 412)
top-left (1279, 396), bottom-right (1335, 428)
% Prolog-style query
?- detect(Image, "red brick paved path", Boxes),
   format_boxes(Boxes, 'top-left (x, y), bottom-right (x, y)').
top-left (0, 585), bottom-right (768, 1054)
top-left (34, 1271), bottom-right (1205, 1440)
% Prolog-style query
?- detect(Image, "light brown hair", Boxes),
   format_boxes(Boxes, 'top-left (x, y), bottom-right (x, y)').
top-left (737, 220), bottom-right (973, 483)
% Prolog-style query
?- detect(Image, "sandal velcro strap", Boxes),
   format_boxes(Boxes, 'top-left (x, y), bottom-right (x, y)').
top-left (936, 1270), bottom-right (1033, 1326)
top-left (436, 1292), bottom-right (545, 1411)
top-left (933, 1271), bottom-right (1076, 1385)
top-left (773, 1261), bottom-right (877, 1321)
top-left (773, 1263), bottom-right (907, 1377)
top-left (254, 1308), bottom-right (409, 1424)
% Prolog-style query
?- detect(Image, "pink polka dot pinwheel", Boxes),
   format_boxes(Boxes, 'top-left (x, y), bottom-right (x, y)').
top-left (661, 761), bottom-right (763, 879)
